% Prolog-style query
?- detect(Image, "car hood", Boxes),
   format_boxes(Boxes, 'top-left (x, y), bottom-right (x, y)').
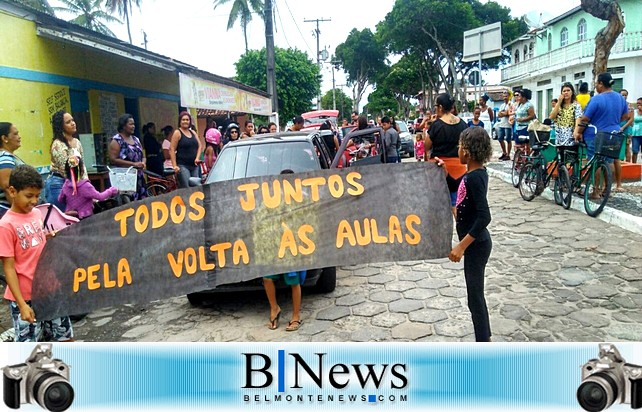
top-left (399, 131), bottom-right (412, 140)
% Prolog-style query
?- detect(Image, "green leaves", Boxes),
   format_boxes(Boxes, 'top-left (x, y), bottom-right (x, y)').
top-left (320, 89), bottom-right (353, 120)
top-left (54, 0), bottom-right (121, 37)
top-left (235, 47), bottom-right (320, 126)
top-left (214, 0), bottom-right (264, 52)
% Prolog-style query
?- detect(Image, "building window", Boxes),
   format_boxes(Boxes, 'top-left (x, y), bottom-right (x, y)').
top-left (548, 33), bottom-right (552, 51)
top-left (523, 45), bottom-right (528, 60)
top-left (514, 49), bottom-right (520, 63)
top-left (561, 27), bottom-right (569, 47)
top-left (608, 66), bottom-right (626, 74)
top-left (577, 19), bottom-right (587, 40)
top-left (612, 78), bottom-right (623, 92)
top-left (529, 42), bottom-right (534, 58)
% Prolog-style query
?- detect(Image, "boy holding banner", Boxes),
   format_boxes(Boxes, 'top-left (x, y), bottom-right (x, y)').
top-left (0, 165), bottom-right (74, 342)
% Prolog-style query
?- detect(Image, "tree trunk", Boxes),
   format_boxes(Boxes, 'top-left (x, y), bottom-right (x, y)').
top-left (580, 0), bottom-right (625, 87)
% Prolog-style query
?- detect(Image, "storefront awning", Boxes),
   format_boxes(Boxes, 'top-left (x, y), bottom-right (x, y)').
top-left (179, 73), bottom-right (271, 116)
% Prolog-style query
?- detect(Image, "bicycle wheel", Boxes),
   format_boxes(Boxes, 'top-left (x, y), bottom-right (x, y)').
top-left (511, 149), bottom-right (523, 188)
top-left (555, 164), bottom-right (573, 209)
top-left (116, 194), bottom-right (132, 206)
top-left (584, 161), bottom-right (612, 217)
top-left (146, 183), bottom-right (168, 197)
top-left (534, 162), bottom-right (547, 196)
top-left (518, 162), bottom-right (538, 201)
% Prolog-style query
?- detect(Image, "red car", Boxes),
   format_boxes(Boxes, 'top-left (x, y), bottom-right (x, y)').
top-left (301, 109), bottom-right (339, 132)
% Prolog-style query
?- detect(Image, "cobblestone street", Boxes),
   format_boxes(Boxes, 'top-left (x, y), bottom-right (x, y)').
top-left (33, 169), bottom-right (640, 343)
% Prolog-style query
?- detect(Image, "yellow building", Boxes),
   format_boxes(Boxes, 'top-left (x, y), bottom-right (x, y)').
top-left (0, 0), bottom-right (270, 173)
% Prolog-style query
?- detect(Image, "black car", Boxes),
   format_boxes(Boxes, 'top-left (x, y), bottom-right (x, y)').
top-left (186, 131), bottom-right (337, 305)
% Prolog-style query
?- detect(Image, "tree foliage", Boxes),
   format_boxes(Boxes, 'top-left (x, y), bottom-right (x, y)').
top-left (365, 87), bottom-right (398, 118)
top-left (214, 0), bottom-right (264, 53)
top-left (235, 47), bottom-right (321, 126)
top-left (55, 0), bottom-right (121, 37)
top-left (14, 0), bottom-right (55, 15)
top-left (334, 28), bottom-right (387, 112)
top-left (320, 89), bottom-right (353, 121)
top-left (580, 0), bottom-right (625, 86)
top-left (377, 0), bottom-right (526, 108)
top-left (373, 54), bottom-right (424, 118)
top-left (105, 0), bottom-right (141, 43)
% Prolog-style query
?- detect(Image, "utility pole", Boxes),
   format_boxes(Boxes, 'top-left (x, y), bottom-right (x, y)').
top-left (265, 0), bottom-right (278, 115)
top-left (331, 60), bottom-right (340, 110)
top-left (337, 83), bottom-right (347, 121)
top-left (304, 17), bottom-right (331, 110)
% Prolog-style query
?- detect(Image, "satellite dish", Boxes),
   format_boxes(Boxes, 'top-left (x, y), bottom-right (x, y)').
top-left (523, 13), bottom-right (543, 29)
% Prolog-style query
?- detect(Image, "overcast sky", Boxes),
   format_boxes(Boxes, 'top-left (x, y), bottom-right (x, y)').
top-left (53, 0), bottom-right (582, 108)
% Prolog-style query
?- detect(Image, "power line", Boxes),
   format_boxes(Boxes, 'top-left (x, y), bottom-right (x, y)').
top-left (280, 0), bottom-right (313, 55)
top-left (273, 0), bottom-right (291, 48)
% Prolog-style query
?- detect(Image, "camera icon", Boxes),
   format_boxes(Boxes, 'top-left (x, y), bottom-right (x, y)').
top-left (3, 344), bottom-right (74, 411)
top-left (577, 343), bottom-right (642, 411)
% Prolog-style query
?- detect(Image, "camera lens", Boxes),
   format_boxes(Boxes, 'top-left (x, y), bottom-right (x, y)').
top-left (577, 373), bottom-right (618, 412)
top-left (43, 382), bottom-right (74, 411)
top-left (578, 382), bottom-right (608, 411)
top-left (33, 372), bottom-right (74, 412)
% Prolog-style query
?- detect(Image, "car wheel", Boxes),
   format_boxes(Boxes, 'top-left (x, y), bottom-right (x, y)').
top-left (186, 293), bottom-right (204, 306)
top-left (314, 267), bottom-right (336, 293)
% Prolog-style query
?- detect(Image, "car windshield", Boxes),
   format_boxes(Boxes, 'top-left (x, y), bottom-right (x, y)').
top-left (396, 121), bottom-right (409, 133)
top-left (206, 141), bottom-right (320, 184)
top-left (304, 116), bottom-right (337, 127)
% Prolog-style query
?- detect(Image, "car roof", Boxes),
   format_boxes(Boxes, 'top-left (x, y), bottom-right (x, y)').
top-left (301, 109), bottom-right (339, 119)
top-left (222, 132), bottom-right (316, 147)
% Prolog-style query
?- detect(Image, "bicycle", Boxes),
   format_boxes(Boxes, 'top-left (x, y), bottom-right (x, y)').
top-left (559, 131), bottom-right (622, 217)
top-left (143, 169), bottom-right (178, 196)
top-left (518, 130), bottom-right (572, 207)
top-left (510, 133), bottom-right (531, 187)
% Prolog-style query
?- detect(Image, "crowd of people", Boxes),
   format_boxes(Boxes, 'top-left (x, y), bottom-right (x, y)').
top-left (0, 70), bottom-right (637, 343)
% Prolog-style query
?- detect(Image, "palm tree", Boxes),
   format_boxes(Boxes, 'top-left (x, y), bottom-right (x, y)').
top-left (213, 0), bottom-right (264, 53)
top-left (105, 0), bottom-right (141, 44)
top-left (54, 0), bottom-right (121, 37)
top-left (15, 0), bottom-right (56, 15)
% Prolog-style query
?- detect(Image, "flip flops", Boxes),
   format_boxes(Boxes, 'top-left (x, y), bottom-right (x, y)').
top-left (267, 308), bottom-right (281, 330)
top-left (286, 320), bottom-right (302, 332)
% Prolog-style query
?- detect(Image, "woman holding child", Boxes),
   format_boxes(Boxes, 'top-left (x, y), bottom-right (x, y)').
top-left (45, 110), bottom-right (88, 211)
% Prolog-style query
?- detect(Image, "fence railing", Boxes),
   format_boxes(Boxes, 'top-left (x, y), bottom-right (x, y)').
top-left (501, 31), bottom-right (642, 82)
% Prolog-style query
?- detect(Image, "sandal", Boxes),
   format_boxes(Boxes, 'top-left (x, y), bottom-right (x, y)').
top-left (286, 320), bottom-right (302, 332)
top-left (267, 308), bottom-right (281, 330)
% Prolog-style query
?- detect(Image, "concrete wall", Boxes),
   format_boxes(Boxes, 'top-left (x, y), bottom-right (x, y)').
top-left (0, 11), bottom-right (180, 169)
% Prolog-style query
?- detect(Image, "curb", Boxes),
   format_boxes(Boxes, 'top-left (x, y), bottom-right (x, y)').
top-left (487, 167), bottom-right (642, 236)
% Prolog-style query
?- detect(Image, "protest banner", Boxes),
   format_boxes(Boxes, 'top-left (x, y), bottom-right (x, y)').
top-left (32, 163), bottom-right (453, 320)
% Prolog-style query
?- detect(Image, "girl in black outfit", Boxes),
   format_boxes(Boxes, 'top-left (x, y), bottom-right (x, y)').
top-left (444, 126), bottom-right (493, 342)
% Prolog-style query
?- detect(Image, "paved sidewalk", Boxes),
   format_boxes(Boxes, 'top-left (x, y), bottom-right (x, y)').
top-left (486, 145), bottom-right (642, 235)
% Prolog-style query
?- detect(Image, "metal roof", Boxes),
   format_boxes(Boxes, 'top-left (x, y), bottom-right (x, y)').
top-left (1, 0), bottom-right (269, 98)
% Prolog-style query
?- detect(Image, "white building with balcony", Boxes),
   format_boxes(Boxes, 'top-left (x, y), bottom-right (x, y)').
top-left (501, 0), bottom-right (642, 120)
